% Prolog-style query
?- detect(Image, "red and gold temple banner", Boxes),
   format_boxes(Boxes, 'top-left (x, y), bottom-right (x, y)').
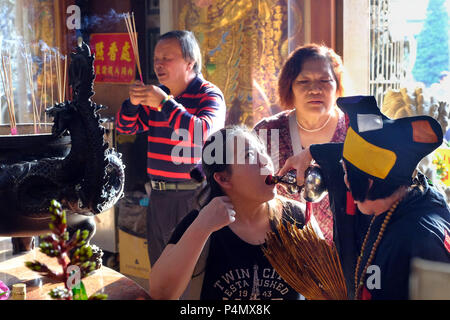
top-left (89, 33), bottom-right (136, 83)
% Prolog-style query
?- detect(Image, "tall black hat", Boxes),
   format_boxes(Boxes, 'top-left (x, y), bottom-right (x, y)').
top-left (337, 95), bottom-right (443, 185)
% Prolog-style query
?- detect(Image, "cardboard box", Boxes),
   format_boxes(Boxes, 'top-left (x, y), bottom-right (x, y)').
top-left (409, 257), bottom-right (450, 299)
top-left (118, 229), bottom-right (151, 279)
top-left (91, 207), bottom-right (117, 253)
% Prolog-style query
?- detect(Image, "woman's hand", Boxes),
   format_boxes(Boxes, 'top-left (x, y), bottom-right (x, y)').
top-left (129, 80), bottom-right (167, 107)
top-left (277, 147), bottom-right (313, 186)
top-left (148, 196), bottom-right (235, 300)
top-left (195, 196), bottom-right (236, 233)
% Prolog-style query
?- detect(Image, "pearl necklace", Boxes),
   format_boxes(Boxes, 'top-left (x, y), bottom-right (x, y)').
top-left (296, 112), bottom-right (333, 133)
top-left (353, 199), bottom-right (400, 300)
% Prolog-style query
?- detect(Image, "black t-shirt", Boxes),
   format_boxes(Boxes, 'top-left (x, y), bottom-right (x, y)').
top-left (168, 199), bottom-right (309, 300)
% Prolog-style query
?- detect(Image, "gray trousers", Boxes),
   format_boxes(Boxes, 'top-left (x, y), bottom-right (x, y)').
top-left (146, 188), bottom-right (200, 266)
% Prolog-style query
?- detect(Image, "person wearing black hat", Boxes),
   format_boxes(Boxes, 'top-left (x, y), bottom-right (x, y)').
top-left (279, 95), bottom-right (450, 300)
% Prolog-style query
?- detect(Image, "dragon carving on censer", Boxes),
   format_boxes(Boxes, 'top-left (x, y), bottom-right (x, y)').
top-left (0, 41), bottom-right (125, 236)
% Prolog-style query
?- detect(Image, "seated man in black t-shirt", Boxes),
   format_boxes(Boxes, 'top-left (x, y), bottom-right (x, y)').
top-left (148, 126), bottom-right (322, 300)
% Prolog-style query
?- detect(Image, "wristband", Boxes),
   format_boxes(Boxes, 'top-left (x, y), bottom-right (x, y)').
top-left (157, 95), bottom-right (173, 111)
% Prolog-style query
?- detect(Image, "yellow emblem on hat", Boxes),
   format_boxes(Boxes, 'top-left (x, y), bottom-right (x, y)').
top-left (343, 127), bottom-right (397, 180)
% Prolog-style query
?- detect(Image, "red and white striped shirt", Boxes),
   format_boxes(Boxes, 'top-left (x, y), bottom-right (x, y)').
top-left (116, 75), bottom-right (226, 181)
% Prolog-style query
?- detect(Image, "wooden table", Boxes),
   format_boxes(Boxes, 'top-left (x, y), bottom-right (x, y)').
top-left (0, 249), bottom-right (151, 300)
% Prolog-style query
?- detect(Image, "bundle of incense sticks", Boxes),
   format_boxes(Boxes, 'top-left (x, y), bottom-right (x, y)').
top-left (38, 51), bottom-right (67, 129)
top-left (25, 48), bottom-right (40, 133)
top-left (54, 53), bottom-right (67, 104)
top-left (0, 51), bottom-right (17, 135)
top-left (123, 12), bottom-right (143, 82)
top-left (262, 222), bottom-right (348, 300)
top-left (40, 51), bottom-right (48, 127)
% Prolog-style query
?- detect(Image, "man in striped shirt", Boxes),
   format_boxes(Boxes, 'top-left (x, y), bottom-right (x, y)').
top-left (116, 30), bottom-right (226, 266)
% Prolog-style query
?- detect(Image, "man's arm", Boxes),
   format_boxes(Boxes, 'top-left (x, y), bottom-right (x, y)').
top-left (115, 99), bottom-right (151, 135)
top-left (118, 81), bottom-right (226, 141)
top-left (161, 87), bottom-right (226, 143)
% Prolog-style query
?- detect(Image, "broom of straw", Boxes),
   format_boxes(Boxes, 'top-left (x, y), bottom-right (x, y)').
top-left (262, 221), bottom-right (348, 300)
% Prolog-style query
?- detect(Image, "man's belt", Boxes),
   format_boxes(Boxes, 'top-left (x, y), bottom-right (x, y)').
top-left (150, 180), bottom-right (202, 191)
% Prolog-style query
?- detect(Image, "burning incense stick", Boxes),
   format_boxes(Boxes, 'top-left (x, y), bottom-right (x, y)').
top-left (0, 57), bottom-right (10, 126)
top-left (7, 51), bottom-right (16, 134)
top-left (123, 12), bottom-right (143, 82)
top-left (39, 74), bottom-right (44, 123)
top-left (25, 51), bottom-right (39, 133)
top-left (63, 55), bottom-right (67, 101)
top-left (0, 52), bottom-right (17, 134)
top-left (55, 53), bottom-right (67, 103)
top-left (55, 54), bottom-right (61, 103)
top-left (49, 52), bottom-right (54, 106)
top-left (43, 51), bottom-right (47, 128)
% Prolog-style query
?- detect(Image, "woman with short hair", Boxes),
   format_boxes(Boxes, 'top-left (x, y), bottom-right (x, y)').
top-left (254, 43), bottom-right (348, 243)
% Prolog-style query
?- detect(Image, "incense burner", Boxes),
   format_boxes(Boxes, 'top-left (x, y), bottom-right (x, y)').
top-left (0, 124), bottom-right (70, 164)
top-left (0, 42), bottom-right (125, 236)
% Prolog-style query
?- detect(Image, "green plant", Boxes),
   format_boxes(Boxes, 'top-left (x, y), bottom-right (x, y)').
top-left (25, 200), bottom-right (107, 300)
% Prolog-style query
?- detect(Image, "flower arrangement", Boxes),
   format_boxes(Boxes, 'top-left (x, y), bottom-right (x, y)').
top-left (24, 200), bottom-right (107, 300)
top-left (433, 152), bottom-right (449, 184)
